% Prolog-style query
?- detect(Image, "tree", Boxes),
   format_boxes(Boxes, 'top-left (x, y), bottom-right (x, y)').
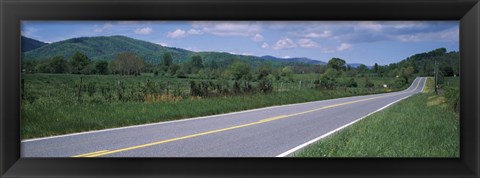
top-left (257, 63), bottom-right (272, 80)
top-left (35, 56), bottom-right (68, 73)
top-left (374, 63), bottom-right (379, 73)
top-left (229, 61), bottom-right (251, 80)
top-left (327, 57), bottom-right (346, 71)
top-left (399, 66), bottom-right (415, 84)
top-left (70, 51), bottom-right (91, 74)
top-left (190, 55), bottom-right (204, 74)
top-left (191, 55), bottom-right (204, 68)
top-left (22, 59), bottom-right (39, 73)
top-left (162, 53), bottom-right (173, 67)
top-left (357, 64), bottom-right (369, 74)
top-left (320, 68), bottom-right (339, 89)
top-left (280, 66), bottom-right (294, 82)
top-left (50, 56), bottom-right (69, 73)
top-left (95, 61), bottom-right (109, 75)
top-left (111, 52), bottom-right (145, 76)
top-left (206, 60), bottom-right (218, 69)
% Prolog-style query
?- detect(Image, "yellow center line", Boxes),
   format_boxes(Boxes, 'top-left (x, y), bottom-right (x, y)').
top-left (74, 78), bottom-right (424, 158)
top-left (72, 150), bottom-right (109, 157)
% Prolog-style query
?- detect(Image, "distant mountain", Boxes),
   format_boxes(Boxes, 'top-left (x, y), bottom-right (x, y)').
top-left (21, 36), bottom-right (47, 52)
top-left (22, 36), bottom-right (296, 67)
top-left (261, 55), bottom-right (327, 65)
top-left (23, 35), bottom-right (192, 64)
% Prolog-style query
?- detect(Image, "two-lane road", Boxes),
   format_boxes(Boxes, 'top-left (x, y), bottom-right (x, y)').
top-left (22, 77), bottom-right (426, 157)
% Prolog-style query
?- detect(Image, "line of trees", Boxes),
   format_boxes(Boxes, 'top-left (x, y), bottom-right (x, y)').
top-left (22, 51), bottom-right (145, 75)
top-left (22, 48), bottom-right (459, 88)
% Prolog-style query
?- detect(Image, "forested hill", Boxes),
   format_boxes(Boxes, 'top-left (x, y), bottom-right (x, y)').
top-left (22, 35), bottom-right (325, 67)
top-left (21, 36), bottom-right (47, 52)
top-left (383, 48), bottom-right (459, 77)
top-left (22, 35), bottom-right (192, 64)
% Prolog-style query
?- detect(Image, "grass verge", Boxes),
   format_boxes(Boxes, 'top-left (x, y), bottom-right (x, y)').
top-left (22, 87), bottom-right (397, 139)
top-left (294, 77), bottom-right (459, 157)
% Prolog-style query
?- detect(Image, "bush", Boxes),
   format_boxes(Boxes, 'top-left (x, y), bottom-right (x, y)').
top-left (443, 87), bottom-right (459, 113)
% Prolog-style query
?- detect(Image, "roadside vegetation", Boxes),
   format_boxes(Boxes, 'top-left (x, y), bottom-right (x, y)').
top-left (294, 77), bottom-right (460, 157)
top-left (21, 48), bottom-right (459, 139)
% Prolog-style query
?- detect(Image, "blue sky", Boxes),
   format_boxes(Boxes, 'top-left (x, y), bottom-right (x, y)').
top-left (21, 21), bottom-right (459, 65)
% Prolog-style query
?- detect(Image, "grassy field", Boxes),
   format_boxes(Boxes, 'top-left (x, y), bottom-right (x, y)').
top-left (294, 77), bottom-right (460, 157)
top-left (21, 73), bottom-right (409, 139)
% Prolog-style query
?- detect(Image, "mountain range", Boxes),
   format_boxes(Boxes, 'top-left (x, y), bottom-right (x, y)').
top-left (22, 35), bottom-right (337, 67)
top-left (21, 36), bottom-right (47, 52)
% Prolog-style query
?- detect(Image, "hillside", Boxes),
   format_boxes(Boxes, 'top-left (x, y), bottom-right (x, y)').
top-left (22, 35), bottom-right (326, 67)
top-left (21, 36), bottom-right (47, 52)
top-left (386, 48), bottom-right (459, 77)
top-left (23, 36), bottom-right (192, 64)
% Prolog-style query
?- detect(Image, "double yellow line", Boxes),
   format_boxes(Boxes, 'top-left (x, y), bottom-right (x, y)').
top-left (74, 78), bottom-right (423, 157)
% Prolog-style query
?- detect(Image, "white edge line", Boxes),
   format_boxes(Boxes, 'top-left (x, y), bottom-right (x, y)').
top-left (275, 94), bottom-right (415, 157)
top-left (276, 77), bottom-right (425, 157)
top-left (22, 77), bottom-right (422, 143)
top-left (22, 95), bottom-right (376, 142)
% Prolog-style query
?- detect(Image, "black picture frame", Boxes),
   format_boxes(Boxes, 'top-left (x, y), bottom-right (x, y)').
top-left (1, 0), bottom-right (479, 177)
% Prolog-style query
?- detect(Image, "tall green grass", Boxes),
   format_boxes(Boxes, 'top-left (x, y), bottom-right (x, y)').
top-left (294, 77), bottom-right (459, 157)
top-left (21, 74), bottom-right (408, 139)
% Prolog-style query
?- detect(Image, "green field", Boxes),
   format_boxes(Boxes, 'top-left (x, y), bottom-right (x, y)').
top-left (21, 73), bottom-right (409, 139)
top-left (294, 77), bottom-right (459, 157)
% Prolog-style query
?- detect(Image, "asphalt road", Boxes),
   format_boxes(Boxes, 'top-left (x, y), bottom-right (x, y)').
top-left (22, 77), bottom-right (426, 157)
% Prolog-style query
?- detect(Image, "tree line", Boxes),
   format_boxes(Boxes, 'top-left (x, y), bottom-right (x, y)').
top-left (22, 48), bottom-right (459, 88)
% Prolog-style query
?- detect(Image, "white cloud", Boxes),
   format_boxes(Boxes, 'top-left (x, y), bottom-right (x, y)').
top-left (167, 28), bottom-right (203, 38)
top-left (282, 56), bottom-right (291, 58)
top-left (272, 37), bottom-right (297, 50)
top-left (356, 21), bottom-right (383, 32)
top-left (187, 29), bottom-right (203, 35)
top-left (192, 21), bottom-right (261, 36)
top-left (394, 27), bottom-right (459, 42)
top-left (304, 31), bottom-right (332, 38)
top-left (21, 27), bottom-right (38, 37)
top-left (337, 43), bottom-right (352, 51)
top-left (261, 42), bottom-right (269, 49)
top-left (134, 27), bottom-right (153, 35)
top-left (298, 38), bottom-right (318, 48)
top-left (93, 23), bottom-right (113, 33)
top-left (167, 29), bottom-right (187, 38)
top-left (252, 34), bottom-right (264, 42)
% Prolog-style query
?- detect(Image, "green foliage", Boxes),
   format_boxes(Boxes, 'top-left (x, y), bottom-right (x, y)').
top-left (280, 66), bottom-right (294, 82)
top-left (95, 61), bottom-right (109, 75)
top-left (70, 51), bottom-right (91, 74)
top-left (257, 63), bottom-right (272, 80)
top-left (363, 77), bottom-right (375, 88)
top-left (441, 77), bottom-right (460, 113)
top-left (327, 57), bottom-right (346, 71)
top-left (229, 61), bottom-right (251, 80)
top-left (162, 53), bottom-right (173, 67)
top-left (191, 55), bottom-right (204, 68)
top-left (320, 68), bottom-right (339, 89)
top-left (111, 52), bottom-right (145, 76)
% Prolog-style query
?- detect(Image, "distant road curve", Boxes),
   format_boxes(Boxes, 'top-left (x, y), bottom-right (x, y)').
top-left (22, 77), bottom-right (426, 157)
